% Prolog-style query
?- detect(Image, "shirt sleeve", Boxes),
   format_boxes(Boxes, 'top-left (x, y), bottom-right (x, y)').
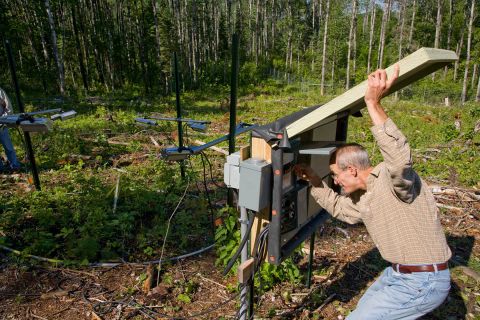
top-left (370, 118), bottom-right (418, 203)
top-left (310, 182), bottom-right (363, 224)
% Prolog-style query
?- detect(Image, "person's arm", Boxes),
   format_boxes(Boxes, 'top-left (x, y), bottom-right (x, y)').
top-left (311, 184), bottom-right (363, 224)
top-left (294, 164), bottom-right (362, 224)
top-left (364, 66), bottom-right (418, 203)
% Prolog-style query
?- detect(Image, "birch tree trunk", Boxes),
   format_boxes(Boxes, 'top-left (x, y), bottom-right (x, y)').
top-left (367, 0), bottom-right (376, 74)
top-left (432, 0), bottom-right (442, 80)
top-left (377, 0), bottom-right (392, 69)
top-left (461, 0), bottom-right (475, 104)
top-left (408, 0), bottom-right (417, 50)
top-left (346, 0), bottom-right (358, 89)
top-left (395, 0), bottom-right (406, 100)
top-left (444, 0), bottom-right (453, 79)
top-left (320, 0), bottom-right (330, 96)
top-left (71, 5), bottom-right (88, 91)
top-left (151, 0), bottom-right (162, 66)
top-left (476, 70), bottom-right (480, 102)
top-left (472, 64), bottom-right (477, 89)
top-left (45, 0), bottom-right (65, 94)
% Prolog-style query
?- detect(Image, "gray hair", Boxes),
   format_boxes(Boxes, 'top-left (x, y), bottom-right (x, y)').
top-left (331, 143), bottom-right (371, 170)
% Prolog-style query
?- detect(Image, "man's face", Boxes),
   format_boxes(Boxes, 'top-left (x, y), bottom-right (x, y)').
top-left (329, 163), bottom-right (359, 194)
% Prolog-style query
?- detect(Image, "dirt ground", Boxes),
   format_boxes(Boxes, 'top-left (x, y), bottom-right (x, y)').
top-left (1, 183), bottom-right (479, 320)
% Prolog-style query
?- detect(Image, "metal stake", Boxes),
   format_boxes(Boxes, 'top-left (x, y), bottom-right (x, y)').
top-left (173, 52), bottom-right (185, 180)
top-left (239, 206), bottom-right (249, 320)
top-left (4, 40), bottom-right (41, 190)
top-left (306, 232), bottom-right (316, 288)
top-left (227, 33), bottom-right (240, 206)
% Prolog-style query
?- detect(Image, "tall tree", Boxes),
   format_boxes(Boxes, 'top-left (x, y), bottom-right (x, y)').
top-left (367, 0), bottom-right (376, 73)
top-left (461, 0), bottom-right (475, 104)
top-left (407, 0), bottom-right (417, 50)
top-left (432, 0), bottom-right (442, 80)
top-left (377, 0), bottom-right (392, 69)
top-left (443, 0), bottom-right (453, 79)
top-left (320, 0), bottom-right (330, 96)
top-left (44, 0), bottom-right (65, 94)
top-left (346, 0), bottom-right (358, 89)
top-left (395, 0), bottom-right (406, 100)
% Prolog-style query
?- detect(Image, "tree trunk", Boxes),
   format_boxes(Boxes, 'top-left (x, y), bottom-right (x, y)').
top-left (472, 64), bottom-right (478, 89)
top-left (346, 0), bottom-right (358, 90)
top-left (407, 0), bottom-right (417, 50)
top-left (362, 0), bottom-right (370, 37)
top-left (71, 5), bottom-right (89, 91)
top-left (377, 0), bottom-right (392, 69)
top-left (395, 0), bottom-right (406, 100)
top-left (320, 0), bottom-right (330, 96)
top-left (151, 0), bottom-right (162, 69)
top-left (476, 70), bottom-right (480, 102)
top-left (367, 0), bottom-right (376, 74)
top-left (44, 0), bottom-right (65, 95)
top-left (443, 0), bottom-right (453, 79)
top-left (461, 0), bottom-right (475, 104)
top-left (432, 0), bottom-right (442, 81)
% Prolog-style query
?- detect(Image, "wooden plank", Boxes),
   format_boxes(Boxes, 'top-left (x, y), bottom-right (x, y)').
top-left (250, 207), bottom-right (269, 256)
top-left (239, 146), bottom-right (250, 160)
top-left (238, 258), bottom-right (255, 284)
top-left (250, 138), bottom-right (272, 259)
top-left (251, 137), bottom-right (272, 163)
top-left (286, 48), bottom-right (458, 138)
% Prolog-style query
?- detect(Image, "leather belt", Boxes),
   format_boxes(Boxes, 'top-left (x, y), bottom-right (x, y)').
top-left (392, 262), bottom-right (448, 274)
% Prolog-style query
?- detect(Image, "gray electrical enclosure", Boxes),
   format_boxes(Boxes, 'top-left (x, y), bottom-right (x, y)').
top-left (224, 151), bottom-right (241, 189)
top-left (238, 158), bottom-right (271, 211)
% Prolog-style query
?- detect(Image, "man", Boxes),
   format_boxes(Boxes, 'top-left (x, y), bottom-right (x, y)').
top-left (0, 87), bottom-right (21, 172)
top-left (295, 65), bottom-right (451, 319)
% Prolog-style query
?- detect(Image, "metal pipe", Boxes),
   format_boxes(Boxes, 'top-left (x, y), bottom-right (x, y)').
top-left (228, 34), bottom-right (240, 207)
top-left (229, 33), bottom-right (239, 155)
top-left (239, 206), bottom-right (249, 320)
top-left (306, 232), bottom-right (316, 288)
top-left (173, 52), bottom-right (185, 179)
top-left (5, 40), bottom-right (41, 190)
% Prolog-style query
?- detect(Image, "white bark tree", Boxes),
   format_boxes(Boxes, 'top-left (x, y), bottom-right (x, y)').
top-left (45, 0), bottom-right (65, 94)
top-left (320, 0), bottom-right (330, 96)
top-left (461, 0), bottom-right (476, 104)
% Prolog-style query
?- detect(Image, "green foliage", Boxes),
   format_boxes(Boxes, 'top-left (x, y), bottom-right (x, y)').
top-left (257, 256), bottom-right (303, 292)
top-left (215, 207), bottom-right (240, 268)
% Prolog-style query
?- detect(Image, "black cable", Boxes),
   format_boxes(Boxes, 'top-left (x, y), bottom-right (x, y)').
top-left (186, 157), bottom-right (203, 196)
top-left (200, 151), bottom-right (226, 190)
top-left (222, 211), bottom-right (256, 276)
top-left (199, 151), bottom-right (216, 235)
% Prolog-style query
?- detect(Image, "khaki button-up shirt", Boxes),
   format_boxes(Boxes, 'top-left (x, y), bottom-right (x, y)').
top-left (311, 118), bottom-right (451, 264)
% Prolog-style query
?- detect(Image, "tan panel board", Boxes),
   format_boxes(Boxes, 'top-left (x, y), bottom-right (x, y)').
top-left (251, 136), bottom-right (272, 163)
top-left (250, 207), bottom-right (269, 258)
top-left (286, 48), bottom-right (458, 138)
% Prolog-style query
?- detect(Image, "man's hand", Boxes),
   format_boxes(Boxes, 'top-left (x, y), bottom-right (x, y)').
top-left (294, 164), bottom-right (322, 187)
top-left (364, 64), bottom-right (400, 125)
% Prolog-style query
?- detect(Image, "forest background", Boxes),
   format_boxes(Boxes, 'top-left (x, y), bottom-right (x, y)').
top-left (0, 0), bottom-right (479, 103)
top-left (0, 1), bottom-right (479, 319)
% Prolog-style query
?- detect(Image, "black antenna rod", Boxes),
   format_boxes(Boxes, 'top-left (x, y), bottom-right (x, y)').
top-left (5, 40), bottom-right (41, 190)
top-left (174, 52), bottom-right (186, 180)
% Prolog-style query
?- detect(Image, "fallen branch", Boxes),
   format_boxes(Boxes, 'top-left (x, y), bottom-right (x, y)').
top-left (193, 140), bottom-right (229, 155)
top-left (149, 136), bottom-right (160, 147)
top-left (436, 203), bottom-right (464, 212)
top-left (196, 272), bottom-right (228, 289)
top-left (314, 293), bottom-right (336, 313)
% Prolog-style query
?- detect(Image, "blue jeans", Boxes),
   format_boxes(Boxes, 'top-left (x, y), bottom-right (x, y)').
top-left (0, 127), bottom-right (20, 169)
top-left (347, 266), bottom-right (450, 320)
